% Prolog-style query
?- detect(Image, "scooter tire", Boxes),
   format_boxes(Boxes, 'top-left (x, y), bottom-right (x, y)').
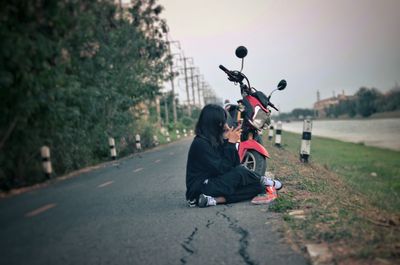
top-left (242, 149), bottom-right (267, 175)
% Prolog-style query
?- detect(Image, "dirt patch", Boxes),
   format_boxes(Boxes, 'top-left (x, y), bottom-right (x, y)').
top-left (267, 143), bottom-right (400, 264)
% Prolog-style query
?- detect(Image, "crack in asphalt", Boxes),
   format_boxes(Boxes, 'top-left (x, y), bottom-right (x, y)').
top-left (180, 227), bottom-right (198, 264)
top-left (217, 209), bottom-right (258, 265)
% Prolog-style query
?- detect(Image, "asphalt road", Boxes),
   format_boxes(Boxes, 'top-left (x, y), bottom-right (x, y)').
top-left (0, 138), bottom-right (308, 265)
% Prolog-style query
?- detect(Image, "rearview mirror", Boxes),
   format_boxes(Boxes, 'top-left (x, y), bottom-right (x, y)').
top-left (235, 46), bottom-right (248, 59)
top-left (277, 79), bottom-right (287, 90)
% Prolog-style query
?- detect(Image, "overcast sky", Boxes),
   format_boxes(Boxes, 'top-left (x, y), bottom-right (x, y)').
top-left (158, 0), bottom-right (400, 112)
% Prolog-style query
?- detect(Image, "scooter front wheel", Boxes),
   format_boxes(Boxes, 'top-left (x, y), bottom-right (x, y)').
top-left (242, 150), bottom-right (267, 175)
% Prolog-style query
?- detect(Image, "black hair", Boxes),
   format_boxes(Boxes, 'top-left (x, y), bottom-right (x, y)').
top-left (195, 104), bottom-right (227, 147)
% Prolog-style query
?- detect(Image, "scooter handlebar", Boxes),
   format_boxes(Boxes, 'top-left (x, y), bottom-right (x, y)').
top-left (219, 64), bottom-right (230, 73)
top-left (219, 65), bottom-right (244, 83)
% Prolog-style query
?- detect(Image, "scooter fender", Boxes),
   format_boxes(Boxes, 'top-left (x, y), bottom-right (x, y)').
top-left (238, 139), bottom-right (270, 162)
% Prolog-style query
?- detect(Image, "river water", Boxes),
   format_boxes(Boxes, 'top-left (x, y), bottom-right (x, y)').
top-left (278, 118), bottom-right (400, 151)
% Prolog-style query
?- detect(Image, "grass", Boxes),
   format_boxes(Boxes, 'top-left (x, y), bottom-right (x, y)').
top-left (280, 131), bottom-right (400, 212)
top-left (269, 192), bottom-right (298, 212)
top-left (263, 131), bottom-right (400, 262)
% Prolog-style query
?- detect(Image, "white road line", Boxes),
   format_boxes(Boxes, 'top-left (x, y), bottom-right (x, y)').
top-left (154, 159), bottom-right (161, 163)
top-left (25, 203), bottom-right (57, 217)
top-left (133, 168), bottom-right (143, 172)
top-left (169, 152), bottom-right (175, 155)
top-left (97, 181), bottom-right (114, 188)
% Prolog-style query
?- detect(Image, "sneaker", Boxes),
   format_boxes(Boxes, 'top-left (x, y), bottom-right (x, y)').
top-left (260, 176), bottom-right (283, 190)
top-left (271, 179), bottom-right (283, 190)
top-left (251, 186), bottom-right (278, 205)
top-left (198, 194), bottom-right (217, 208)
top-left (266, 186), bottom-right (278, 196)
top-left (187, 199), bottom-right (197, 208)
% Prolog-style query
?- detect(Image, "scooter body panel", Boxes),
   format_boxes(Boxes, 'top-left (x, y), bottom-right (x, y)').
top-left (245, 95), bottom-right (269, 113)
top-left (238, 139), bottom-right (270, 162)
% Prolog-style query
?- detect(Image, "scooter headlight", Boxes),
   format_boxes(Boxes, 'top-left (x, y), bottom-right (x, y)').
top-left (250, 106), bottom-right (270, 129)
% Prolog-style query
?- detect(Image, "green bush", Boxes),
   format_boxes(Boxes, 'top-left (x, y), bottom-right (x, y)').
top-left (181, 116), bottom-right (194, 127)
top-left (0, 0), bottom-right (170, 190)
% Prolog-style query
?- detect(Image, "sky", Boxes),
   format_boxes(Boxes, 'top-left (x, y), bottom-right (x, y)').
top-left (158, 0), bottom-right (400, 112)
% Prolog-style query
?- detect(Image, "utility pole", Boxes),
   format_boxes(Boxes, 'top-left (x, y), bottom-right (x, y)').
top-left (203, 85), bottom-right (209, 105)
top-left (194, 74), bottom-right (202, 108)
top-left (202, 83), bottom-right (218, 105)
top-left (155, 96), bottom-right (161, 125)
top-left (164, 92), bottom-right (169, 125)
top-left (201, 81), bottom-right (208, 106)
top-left (181, 57), bottom-right (192, 116)
top-left (188, 67), bottom-right (196, 106)
top-left (118, 0), bottom-right (123, 17)
top-left (166, 37), bottom-right (178, 124)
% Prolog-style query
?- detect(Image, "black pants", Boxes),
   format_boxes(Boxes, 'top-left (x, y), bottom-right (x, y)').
top-left (201, 165), bottom-right (264, 203)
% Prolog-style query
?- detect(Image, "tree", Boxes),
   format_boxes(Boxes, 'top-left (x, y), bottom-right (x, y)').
top-left (0, 0), bottom-right (171, 190)
top-left (376, 86), bottom-right (400, 112)
top-left (355, 87), bottom-right (381, 117)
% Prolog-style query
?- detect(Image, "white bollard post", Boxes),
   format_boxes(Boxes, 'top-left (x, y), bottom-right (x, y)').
top-left (135, 134), bottom-right (142, 151)
top-left (275, 121), bottom-right (282, 147)
top-left (183, 128), bottom-right (187, 137)
top-left (108, 137), bottom-right (117, 160)
top-left (166, 131), bottom-right (171, 143)
top-left (300, 119), bottom-right (312, 163)
top-left (268, 123), bottom-right (274, 141)
top-left (40, 146), bottom-right (52, 179)
top-left (176, 130), bottom-right (181, 139)
top-left (153, 135), bottom-right (159, 146)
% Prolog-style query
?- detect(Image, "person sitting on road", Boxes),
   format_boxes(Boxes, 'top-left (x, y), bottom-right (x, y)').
top-left (185, 104), bottom-right (282, 208)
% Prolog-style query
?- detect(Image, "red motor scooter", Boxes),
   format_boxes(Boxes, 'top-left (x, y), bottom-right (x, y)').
top-left (220, 46), bottom-right (286, 175)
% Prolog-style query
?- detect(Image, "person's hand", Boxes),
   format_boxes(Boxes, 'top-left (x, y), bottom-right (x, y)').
top-left (225, 125), bottom-right (242, 143)
top-left (223, 124), bottom-right (230, 139)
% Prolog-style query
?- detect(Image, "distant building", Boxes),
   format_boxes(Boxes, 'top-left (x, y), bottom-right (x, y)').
top-left (313, 90), bottom-right (349, 117)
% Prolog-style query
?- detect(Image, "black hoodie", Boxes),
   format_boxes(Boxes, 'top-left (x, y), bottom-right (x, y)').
top-left (185, 135), bottom-right (240, 201)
